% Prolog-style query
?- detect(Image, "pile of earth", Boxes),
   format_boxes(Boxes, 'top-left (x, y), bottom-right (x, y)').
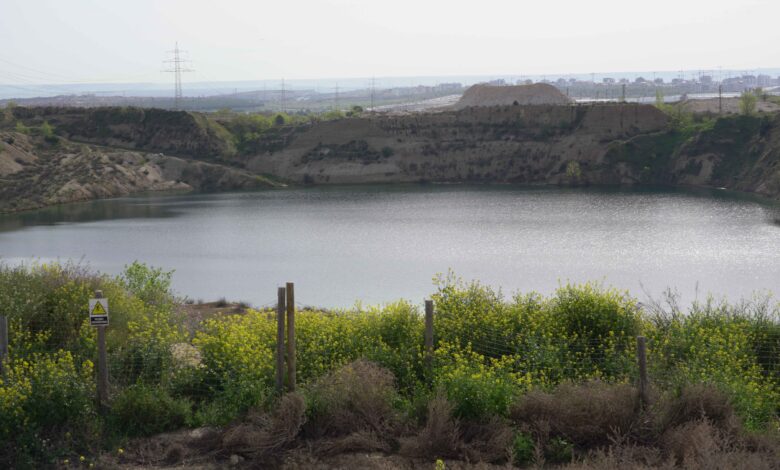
top-left (454, 83), bottom-right (571, 109)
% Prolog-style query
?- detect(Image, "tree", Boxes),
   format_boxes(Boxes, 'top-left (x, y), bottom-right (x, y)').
top-left (565, 161), bottom-right (582, 181)
top-left (2, 101), bottom-right (16, 124)
top-left (655, 89), bottom-right (664, 108)
top-left (40, 121), bottom-right (54, 137)
top-left (14, 121), bottom-right (29, 134)
top-left (739, 90), bottom-right (757, 116)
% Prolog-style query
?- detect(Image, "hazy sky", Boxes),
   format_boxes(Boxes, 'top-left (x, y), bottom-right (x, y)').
top-left (0, 0), bottom-right (777, 84)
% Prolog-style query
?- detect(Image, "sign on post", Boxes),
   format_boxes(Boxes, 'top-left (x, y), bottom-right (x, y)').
top-left (89, 298), bottom-right (109, 326)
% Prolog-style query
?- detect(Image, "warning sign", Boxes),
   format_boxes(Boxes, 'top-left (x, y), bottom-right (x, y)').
top-left (89, 298), bottom-right (109, 327)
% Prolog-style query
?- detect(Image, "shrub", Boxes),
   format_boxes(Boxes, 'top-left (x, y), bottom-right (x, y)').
top-left (193, 313), bottom-right (275, 423)
top-left (0, 350), bottom-right (94, 437)
top-left (14, 121), bottom-right (29, 134)
top-left (512, 431), bottom-right (535, 466)
top-left (660, 383), bottom-right (737, 432)
top-left (303, 360), bottom-right (400, 438)
top-left (510, 381), bottom-right (640, 449)
top-left (400, 393), bottom-right (461, 459)
top-left (361, 301), bottom-right (425, 393)
top-left (120, 261), bottom-right (173, 307)
top-left (740, 90), bottom-right (757, 115)
top-left (109, 384), bottom-right (191, 437)
top-left (434, 343), bottom-right (521, 420)
top-left (217, 392), bottom-right (305, 462)
top-left (647, 298), bottom-right (780, 430)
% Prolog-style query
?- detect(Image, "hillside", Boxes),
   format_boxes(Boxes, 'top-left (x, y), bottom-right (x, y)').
top-left (0, 128), bottom-right (278, 213)
top-left (2, 103), bottom-right (780, 214)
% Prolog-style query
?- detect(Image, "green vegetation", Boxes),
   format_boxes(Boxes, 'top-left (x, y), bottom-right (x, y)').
top-left (0, 263), bottom-right (777, 467)
top-left (606, 110), bottom-right (771, 186)
top-left (14, 120), bottom-right (29, 134)
top-left (565, 160), bottom-right (582, 181)
top-left (740, 90), bottom-right (758, 116)
top-left (215, 108), bottom-right (365, 156)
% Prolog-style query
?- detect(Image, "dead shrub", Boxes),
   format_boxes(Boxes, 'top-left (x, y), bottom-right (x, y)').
top-left (218, 392), bottom-right (306, 461)
top-left (303, 360), bottom-right (401, 438)
top-left (660, 384), bottom-right (738, 432)
top-left (661, 418), bottom-right (777, 470)
top-left (400, 393), bottom-right (462, 459)
top-left (461, 417), bottom-right (515, 463)
top-left (562, 447), bottom-right (669, 470)
top-left (162, 443), bottom-right (185, 465)
top-left (662, 419), bottom-right (726, 466)
top-left (510, 381), bottom-right (641, 449)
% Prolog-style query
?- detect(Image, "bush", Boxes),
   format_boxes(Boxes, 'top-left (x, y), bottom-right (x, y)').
top-left (109, 384), bottom-right (191, 437)
top-left (303, 360), bottom-right (400, 438)
top-left (510, 381), bottom-right (640, 448)
top-left (193, 313), bottom-right (275, 423)
top-left (660, 383), bottom-right (737, 432)
top-left (400, 393), bottom-right (461, 459)
top-left (14, 121), bottom-right (29, 134)
top-left (121, 261), bottom-right (174, 307)
top-left (740, 90), bottom-right (758, 115)
top-left (512, 431), bottom-right (535, 466)
top-left (218, 392), bottom-right (305, 462)
top-left (0, 351), bottom-right (94, 437)
top-left (434, 343), bottom-right (521, 420)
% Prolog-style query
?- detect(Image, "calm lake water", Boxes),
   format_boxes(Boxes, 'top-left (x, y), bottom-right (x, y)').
top-left (1, 185), bottom-right (778, 307)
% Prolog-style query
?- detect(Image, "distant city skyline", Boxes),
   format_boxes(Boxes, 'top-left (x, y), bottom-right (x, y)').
top-left (2, 67), bottom-right (780, 101)
top-left (0, 0), bottom-right (778, 92)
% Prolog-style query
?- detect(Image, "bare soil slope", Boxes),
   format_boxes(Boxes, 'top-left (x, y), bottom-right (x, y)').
top-left (0, 130), bottom-right (278, 213)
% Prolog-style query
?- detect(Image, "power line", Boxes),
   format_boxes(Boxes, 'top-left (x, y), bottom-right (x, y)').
top-left (369, 76), bottom-right (376, 112)
top-left (280, 78), bottom-right (286, 113)
top-left (162, 42), bottom-right (193, 110)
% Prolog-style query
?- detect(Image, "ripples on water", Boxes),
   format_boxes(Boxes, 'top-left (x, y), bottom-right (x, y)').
top-left (0, 185), bottom-right (778, 307)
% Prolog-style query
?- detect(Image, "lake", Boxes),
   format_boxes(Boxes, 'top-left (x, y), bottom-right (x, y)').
top-left (1, 185), bottom-right (778, 308)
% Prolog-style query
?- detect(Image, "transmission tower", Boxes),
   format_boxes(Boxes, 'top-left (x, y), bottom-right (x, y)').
top-left (334, 83), bottom-right (340, 111)
top-left (163, 42), bottom-right (193, 110)
top-left (369, 76), bottom-right (376, 112)
top-left (280, 78), bottom-right (286, 113)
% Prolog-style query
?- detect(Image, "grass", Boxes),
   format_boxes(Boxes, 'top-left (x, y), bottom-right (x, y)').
top-left (0, 262), bottom-right (777, 468)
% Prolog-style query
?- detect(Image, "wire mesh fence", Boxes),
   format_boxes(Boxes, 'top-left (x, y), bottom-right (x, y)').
top-left (1, 289), bottom-right (778, 426)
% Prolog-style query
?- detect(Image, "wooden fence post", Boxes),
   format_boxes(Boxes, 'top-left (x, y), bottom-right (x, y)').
top-left (0, 315), bottom-right (8, 378)
top-left (95, 290), bottom-right (109, 411)
top-left (425, 300), bottom-right (434, 373)
top-left (637, 336), bottom-right (649, 407)
top-left (275, 286), bottom-right (286, 394)
top-left (286, 282), bottom-right (296, 392)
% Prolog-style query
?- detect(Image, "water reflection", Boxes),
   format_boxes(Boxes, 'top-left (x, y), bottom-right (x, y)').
top-left (0, 196), bottom-right (179, 233)
top-left (0, 185), bottom-right (777, 307)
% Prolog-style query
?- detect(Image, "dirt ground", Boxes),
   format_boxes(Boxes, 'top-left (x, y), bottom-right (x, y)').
top-left (679, 96), bottom-right (780, 114)
top-left (95, 427), bottom-right (508, 470)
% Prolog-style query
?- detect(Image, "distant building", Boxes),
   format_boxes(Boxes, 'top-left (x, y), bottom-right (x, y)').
top-left (436, 83), bottom-right (462, 91)
top-left (602, 77), bottom-right (616, 84)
